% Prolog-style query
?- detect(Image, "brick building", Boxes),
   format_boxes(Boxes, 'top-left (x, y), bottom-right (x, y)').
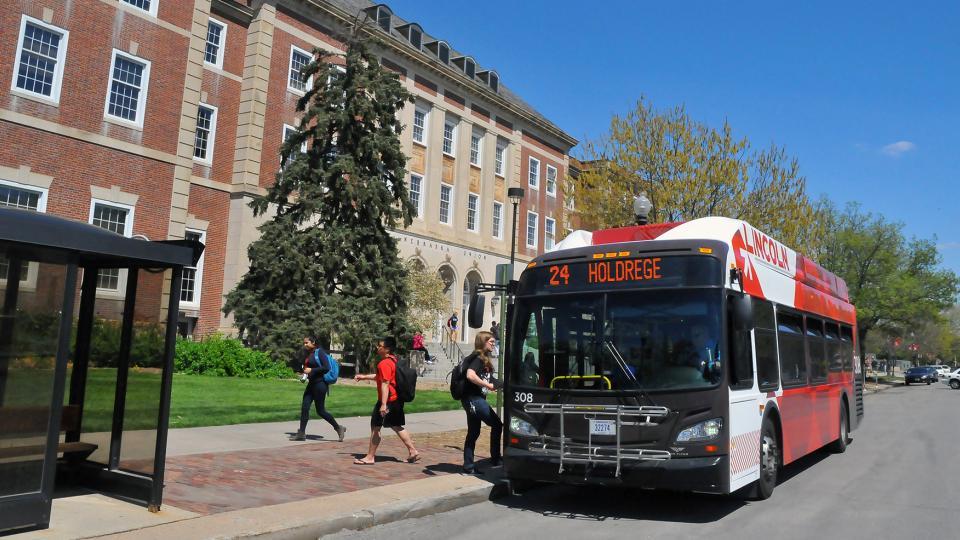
top-left (0, 0), bottom-right (576, 342)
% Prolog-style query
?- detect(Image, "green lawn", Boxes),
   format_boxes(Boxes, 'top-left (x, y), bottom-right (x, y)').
top-left (4, 368), bottom-right (467, 431)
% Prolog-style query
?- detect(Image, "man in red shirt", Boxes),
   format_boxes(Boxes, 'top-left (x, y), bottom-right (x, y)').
top-left (353, 337), bottom-right (420, 465)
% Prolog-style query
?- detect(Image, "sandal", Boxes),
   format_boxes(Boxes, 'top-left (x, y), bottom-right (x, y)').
top-left (406, 453), bottom-right (421, 464)
top-left (353, 458), bottom-right (375, 465)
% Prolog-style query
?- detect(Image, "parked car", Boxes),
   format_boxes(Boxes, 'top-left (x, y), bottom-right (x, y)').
top-left (904, 366), bottom-right (938, 385)
top-left (941, 368), bottom-right (960, 390)
top-left (927, 365), bottom-right (951, 377)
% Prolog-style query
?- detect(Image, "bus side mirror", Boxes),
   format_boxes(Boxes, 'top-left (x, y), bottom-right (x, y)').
top-left (468, 293), bottom-right (485, 329)
top-left (731, 294), bottom-right (753, 331)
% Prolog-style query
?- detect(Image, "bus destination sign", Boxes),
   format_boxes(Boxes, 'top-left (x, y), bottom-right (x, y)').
top-left (519, 255), bottom-right (721, 295)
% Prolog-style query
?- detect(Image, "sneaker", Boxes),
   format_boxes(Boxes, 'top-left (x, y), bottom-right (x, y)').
top-left (289, 431), bottom-right (306, 441)
top-left (336, 425), bottom-right (347, 442)
top-left (462, 466), bottom-right (480, 475)
top-left (489, 458), bottom-right (503, 468)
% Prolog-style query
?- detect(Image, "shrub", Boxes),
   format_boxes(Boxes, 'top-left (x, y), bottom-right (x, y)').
top-left (88, 319), bottom-right (166, 368)
top-left (175, 334), bottom-right (293, 378)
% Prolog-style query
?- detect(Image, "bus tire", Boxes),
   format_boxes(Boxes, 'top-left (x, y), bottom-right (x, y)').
top-left (750, 417), bottom-right (780, 500)
top-left (828, 404), bottom-right (849, 453)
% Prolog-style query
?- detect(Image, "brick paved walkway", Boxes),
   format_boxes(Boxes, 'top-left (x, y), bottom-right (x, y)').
top-left (161, 427), bottom-right (494, 515)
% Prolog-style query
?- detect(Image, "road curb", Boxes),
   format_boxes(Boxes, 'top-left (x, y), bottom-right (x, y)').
top-left (94, 474), bottom-right (506, 540)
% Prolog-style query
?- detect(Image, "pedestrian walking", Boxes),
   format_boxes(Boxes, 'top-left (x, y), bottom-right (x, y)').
top-left (352, 336), bottom-right (420, 465)
top-left (460, 331), bottom-right (502, 474)
top-left (446, 312), bottom-right (459, 341)
top-left (291, 336), bottom-right (346, 442)
top-left (490, 320), bottom-right (500, 342)
top-left (412, 330), bottom-right (432, 364)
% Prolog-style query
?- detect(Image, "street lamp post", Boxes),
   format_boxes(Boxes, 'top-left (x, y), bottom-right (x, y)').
top-left (499, 187), bottom-right (524, 415)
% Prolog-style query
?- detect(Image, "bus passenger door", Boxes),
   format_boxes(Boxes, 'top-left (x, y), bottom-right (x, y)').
top-left (727, 306), bottom-right (762, 493)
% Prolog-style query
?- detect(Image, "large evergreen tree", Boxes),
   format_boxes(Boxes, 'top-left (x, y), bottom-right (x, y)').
top-left (224, 27), bottom-right (415, 367)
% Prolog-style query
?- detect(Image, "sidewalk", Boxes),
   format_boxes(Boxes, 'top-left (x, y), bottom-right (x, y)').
top-left (12, 410), bottom-right (505, 540)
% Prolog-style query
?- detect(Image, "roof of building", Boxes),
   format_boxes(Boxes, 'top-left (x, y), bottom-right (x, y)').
top-left (324, 0), bottom-right (576, 149)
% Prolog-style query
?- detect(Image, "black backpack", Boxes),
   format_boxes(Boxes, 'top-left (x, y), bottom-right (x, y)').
top-left (449, 359), bottom-right (467, 400)
top-left (389, 355), bottom-right (417, 403)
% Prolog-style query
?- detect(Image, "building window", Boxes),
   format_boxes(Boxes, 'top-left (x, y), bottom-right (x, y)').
top-left (409, 27), bottom-right (422, 50)
top-left (181, 229), bottom-right (205, 305)
top-left (0, 180), bottom-right (47, 284)
top-left (442, 120), bottom-right (457, 156)
top-left (439, 183), bottom-right (453, 224)
top-left (495, 143), bottom-right (506, 176)
top-left (470, 133), bottom-right (482, 166)
top-left (437, 42), bottom-right (450, 64)
top-left (193, 104), bottom-right (217, 164)
top-left (489, 73), bottom-right (499, 93)
top-left (467, 193), bottom-right (479, 232)
top-left (281, 124), bottom-right (307, 171)
top-left (12, 16), bottom-right (69, 104)
top-left (546, 165), bottom-right (557, 196)
top-left (526, 211), bottom-right (538, 248)
top-left (464, 58), bottom-right (475, 79)
top-left (204, 18), bottom-right (227, 68)
top-left (409, 174), bottom-right (423, 218)
top-left (90, 200), bottom-right (134, 291)
top-left (375, 6), bottom-right (391, 31)
top-left (104, 50), bottom-right (151, 128)
top-left (528, 157), bottom-right (540, 189)
top-left (545, 217), bottom-right (556, 250)
top-left (288, 45), bottom-right (312, 95)
top-left (119, 0), bottom-right (158, 17)
top-left (412, 107), bottom-right (428, 145)
top-left (492, 201), bottom-right (503, 239)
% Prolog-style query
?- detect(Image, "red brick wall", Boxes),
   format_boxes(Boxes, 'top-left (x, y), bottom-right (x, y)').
top-left (186, 184), bottom-right (229, 336)
top-left (518, 139), bottom-right (566, 259)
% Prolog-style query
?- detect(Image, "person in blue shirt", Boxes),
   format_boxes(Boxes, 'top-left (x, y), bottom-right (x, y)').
top-left (290, 336), bottom-right (346, 442)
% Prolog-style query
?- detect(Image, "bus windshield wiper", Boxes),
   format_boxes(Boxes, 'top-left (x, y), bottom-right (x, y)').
top-left (604, 340), bottom-right (657, 407)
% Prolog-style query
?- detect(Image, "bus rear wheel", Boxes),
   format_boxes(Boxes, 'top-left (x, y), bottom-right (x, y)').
top-left (828, 404), bottom-right (849, 453)
top-left (750, 418), bottom-right (779, 500)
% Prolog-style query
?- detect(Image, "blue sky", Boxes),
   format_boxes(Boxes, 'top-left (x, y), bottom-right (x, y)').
top-left (388, 0), bottom-right (960, 276)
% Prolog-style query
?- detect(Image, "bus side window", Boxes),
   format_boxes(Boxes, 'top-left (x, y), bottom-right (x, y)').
top-left (728, 296), bottom-right (753, 390)
top-left (825, 322), bottom-right (842, 373)
top-left (777, 310), bottom-right (807, 387)
top-left (754, 299), bottom-right (779, 392)
top-left (839, 325), bottom-right (854, 373)
top-left (806, 317), bottom-right (827, 384)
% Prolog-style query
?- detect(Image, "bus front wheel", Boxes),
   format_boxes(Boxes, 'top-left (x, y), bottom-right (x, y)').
top-left (751, 418), bottom-right (780, 500)
top-left (828, 404), bottom-right (849, 453)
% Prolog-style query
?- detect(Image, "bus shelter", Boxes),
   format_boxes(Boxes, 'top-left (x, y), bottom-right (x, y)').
top-left (0, 208), bottom-right (202, 533)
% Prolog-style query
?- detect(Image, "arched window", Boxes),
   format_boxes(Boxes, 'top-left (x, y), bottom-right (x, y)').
top-left (464, 58), bottom-right (475, 79)
top-left (375, 6), bottom-right (391, 32)
top-left (438, 42), bottom-right (450, 64)
top-left (489, 72), bottom-right (499, 93)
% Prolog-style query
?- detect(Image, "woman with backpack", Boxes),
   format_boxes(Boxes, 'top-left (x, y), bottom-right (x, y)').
top-left (290, 336), bottom-right (346, 442)
top-left (460, 331), bottom-right (502, 474)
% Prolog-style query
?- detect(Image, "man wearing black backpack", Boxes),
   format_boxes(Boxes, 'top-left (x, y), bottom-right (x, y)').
top-left (352, 337), bottom-right (420, 465)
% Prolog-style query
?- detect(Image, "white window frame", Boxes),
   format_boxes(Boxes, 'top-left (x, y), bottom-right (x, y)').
top-left (180, 228), bottom-right (205, 308)
top-left (495, 143), bottom-right (506, 177)
top-left (545, 217), bottom-right (556, 250)
top-left (103, 49), bottom-right (151, 129)
top-left (0, 179), bottom-right (49, 289)
top-left (546, 165), bottom-right (558, 197)
top-left (439, 182), bottom-right (454, 225)
top-left (281, 123), bottom-right (307, 171)
top-left (287, 45), bottom-right (313, 96)
top-left (412, 106), bottom-right (428, 146)
top-left (204, 17), bottom-right (227, 69)
top-left (409, 173), bottom-right (424, 219)
top-left (492, 201), bottom-right (503, 239)
top-left (526, 210), bottom-right (539, 249)
top-left (89, 198), bottom-right (135, 294)
top-left (119, 0), bottom-right (158, 17)
top-left (442, 119), bottom-right (457, 157)
top-left (528, 157), bottom-right (540, 190)
top-left (193, 103), bottom-right (218, 165)
top-left (10, 16), bottom-right (70, 106)
top-left (470, 133), bottom-right (483, 166)
top-left (466, 192), bottom-right (480, 232)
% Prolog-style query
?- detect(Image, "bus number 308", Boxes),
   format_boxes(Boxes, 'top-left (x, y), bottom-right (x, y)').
top-left (515, 392), bottom-right (534, 403)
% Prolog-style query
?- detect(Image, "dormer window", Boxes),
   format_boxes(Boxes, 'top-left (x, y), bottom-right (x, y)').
top-left (398, 23), bottom-right (423, 51)
top-left (488, 72), bottom-right (499, 93)
top-left (464, 58), bottom-right (475, 79)
top-left (438, 42), bottom-right (449, 64)
top-left (373, 5), bottom-right (391, 32)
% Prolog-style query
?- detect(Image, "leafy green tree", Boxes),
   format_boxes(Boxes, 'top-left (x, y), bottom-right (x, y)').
top-left (818, 202), bottom-right (960, 359)
top-left (403, 260), bottom-right (451, 335)
top-left (571, 97), bottom-right (820, 254)
top-left (224, 27), bottom-right (414, 368)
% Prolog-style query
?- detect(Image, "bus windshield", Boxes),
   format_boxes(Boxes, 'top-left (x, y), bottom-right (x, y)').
top-left (511, 289), bottom-right (722, 391)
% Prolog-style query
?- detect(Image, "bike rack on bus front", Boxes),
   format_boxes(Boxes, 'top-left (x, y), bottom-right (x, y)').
top-left (523, 403), bottom-right (671, 478)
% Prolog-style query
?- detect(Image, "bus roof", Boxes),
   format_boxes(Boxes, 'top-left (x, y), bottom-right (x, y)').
top-left (547, 217), bottom-right (853, 321)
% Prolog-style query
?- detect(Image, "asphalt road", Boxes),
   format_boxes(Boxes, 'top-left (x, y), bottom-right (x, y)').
top-left (328, 383), bottom-right (960, 540)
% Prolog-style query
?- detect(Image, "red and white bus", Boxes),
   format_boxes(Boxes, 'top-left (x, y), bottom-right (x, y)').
top-left (493, 217), bottom-right (863, 498)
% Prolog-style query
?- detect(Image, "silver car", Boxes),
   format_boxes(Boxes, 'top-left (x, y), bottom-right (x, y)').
top-left (941, 368), bottom-right (960, 390)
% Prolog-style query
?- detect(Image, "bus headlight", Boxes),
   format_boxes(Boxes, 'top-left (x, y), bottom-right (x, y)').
top-left (675, 418), bottom-right (722, 442)
top-left (510, 416), bottom-right (539, 437)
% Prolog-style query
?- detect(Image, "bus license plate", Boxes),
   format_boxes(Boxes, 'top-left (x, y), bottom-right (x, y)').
top-left (589, 419), bottom-right (616, 436)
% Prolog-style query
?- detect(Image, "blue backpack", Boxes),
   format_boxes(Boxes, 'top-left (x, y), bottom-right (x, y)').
top-left (315, 350), bottom-right (339, 384)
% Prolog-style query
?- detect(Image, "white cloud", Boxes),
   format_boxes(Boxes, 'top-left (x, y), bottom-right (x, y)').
top-left (881, 141), bottom-right (916, 157)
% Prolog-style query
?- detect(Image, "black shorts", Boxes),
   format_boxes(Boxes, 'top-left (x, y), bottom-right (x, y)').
top-left (370, 401), bottom-right (405, 429)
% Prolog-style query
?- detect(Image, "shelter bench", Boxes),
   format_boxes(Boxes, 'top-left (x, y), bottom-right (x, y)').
top-left (0, 405), bottom-right (97, 462)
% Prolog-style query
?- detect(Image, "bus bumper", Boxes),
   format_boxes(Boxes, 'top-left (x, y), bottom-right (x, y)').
top-left (503, 449), bottom-right (729, 494)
